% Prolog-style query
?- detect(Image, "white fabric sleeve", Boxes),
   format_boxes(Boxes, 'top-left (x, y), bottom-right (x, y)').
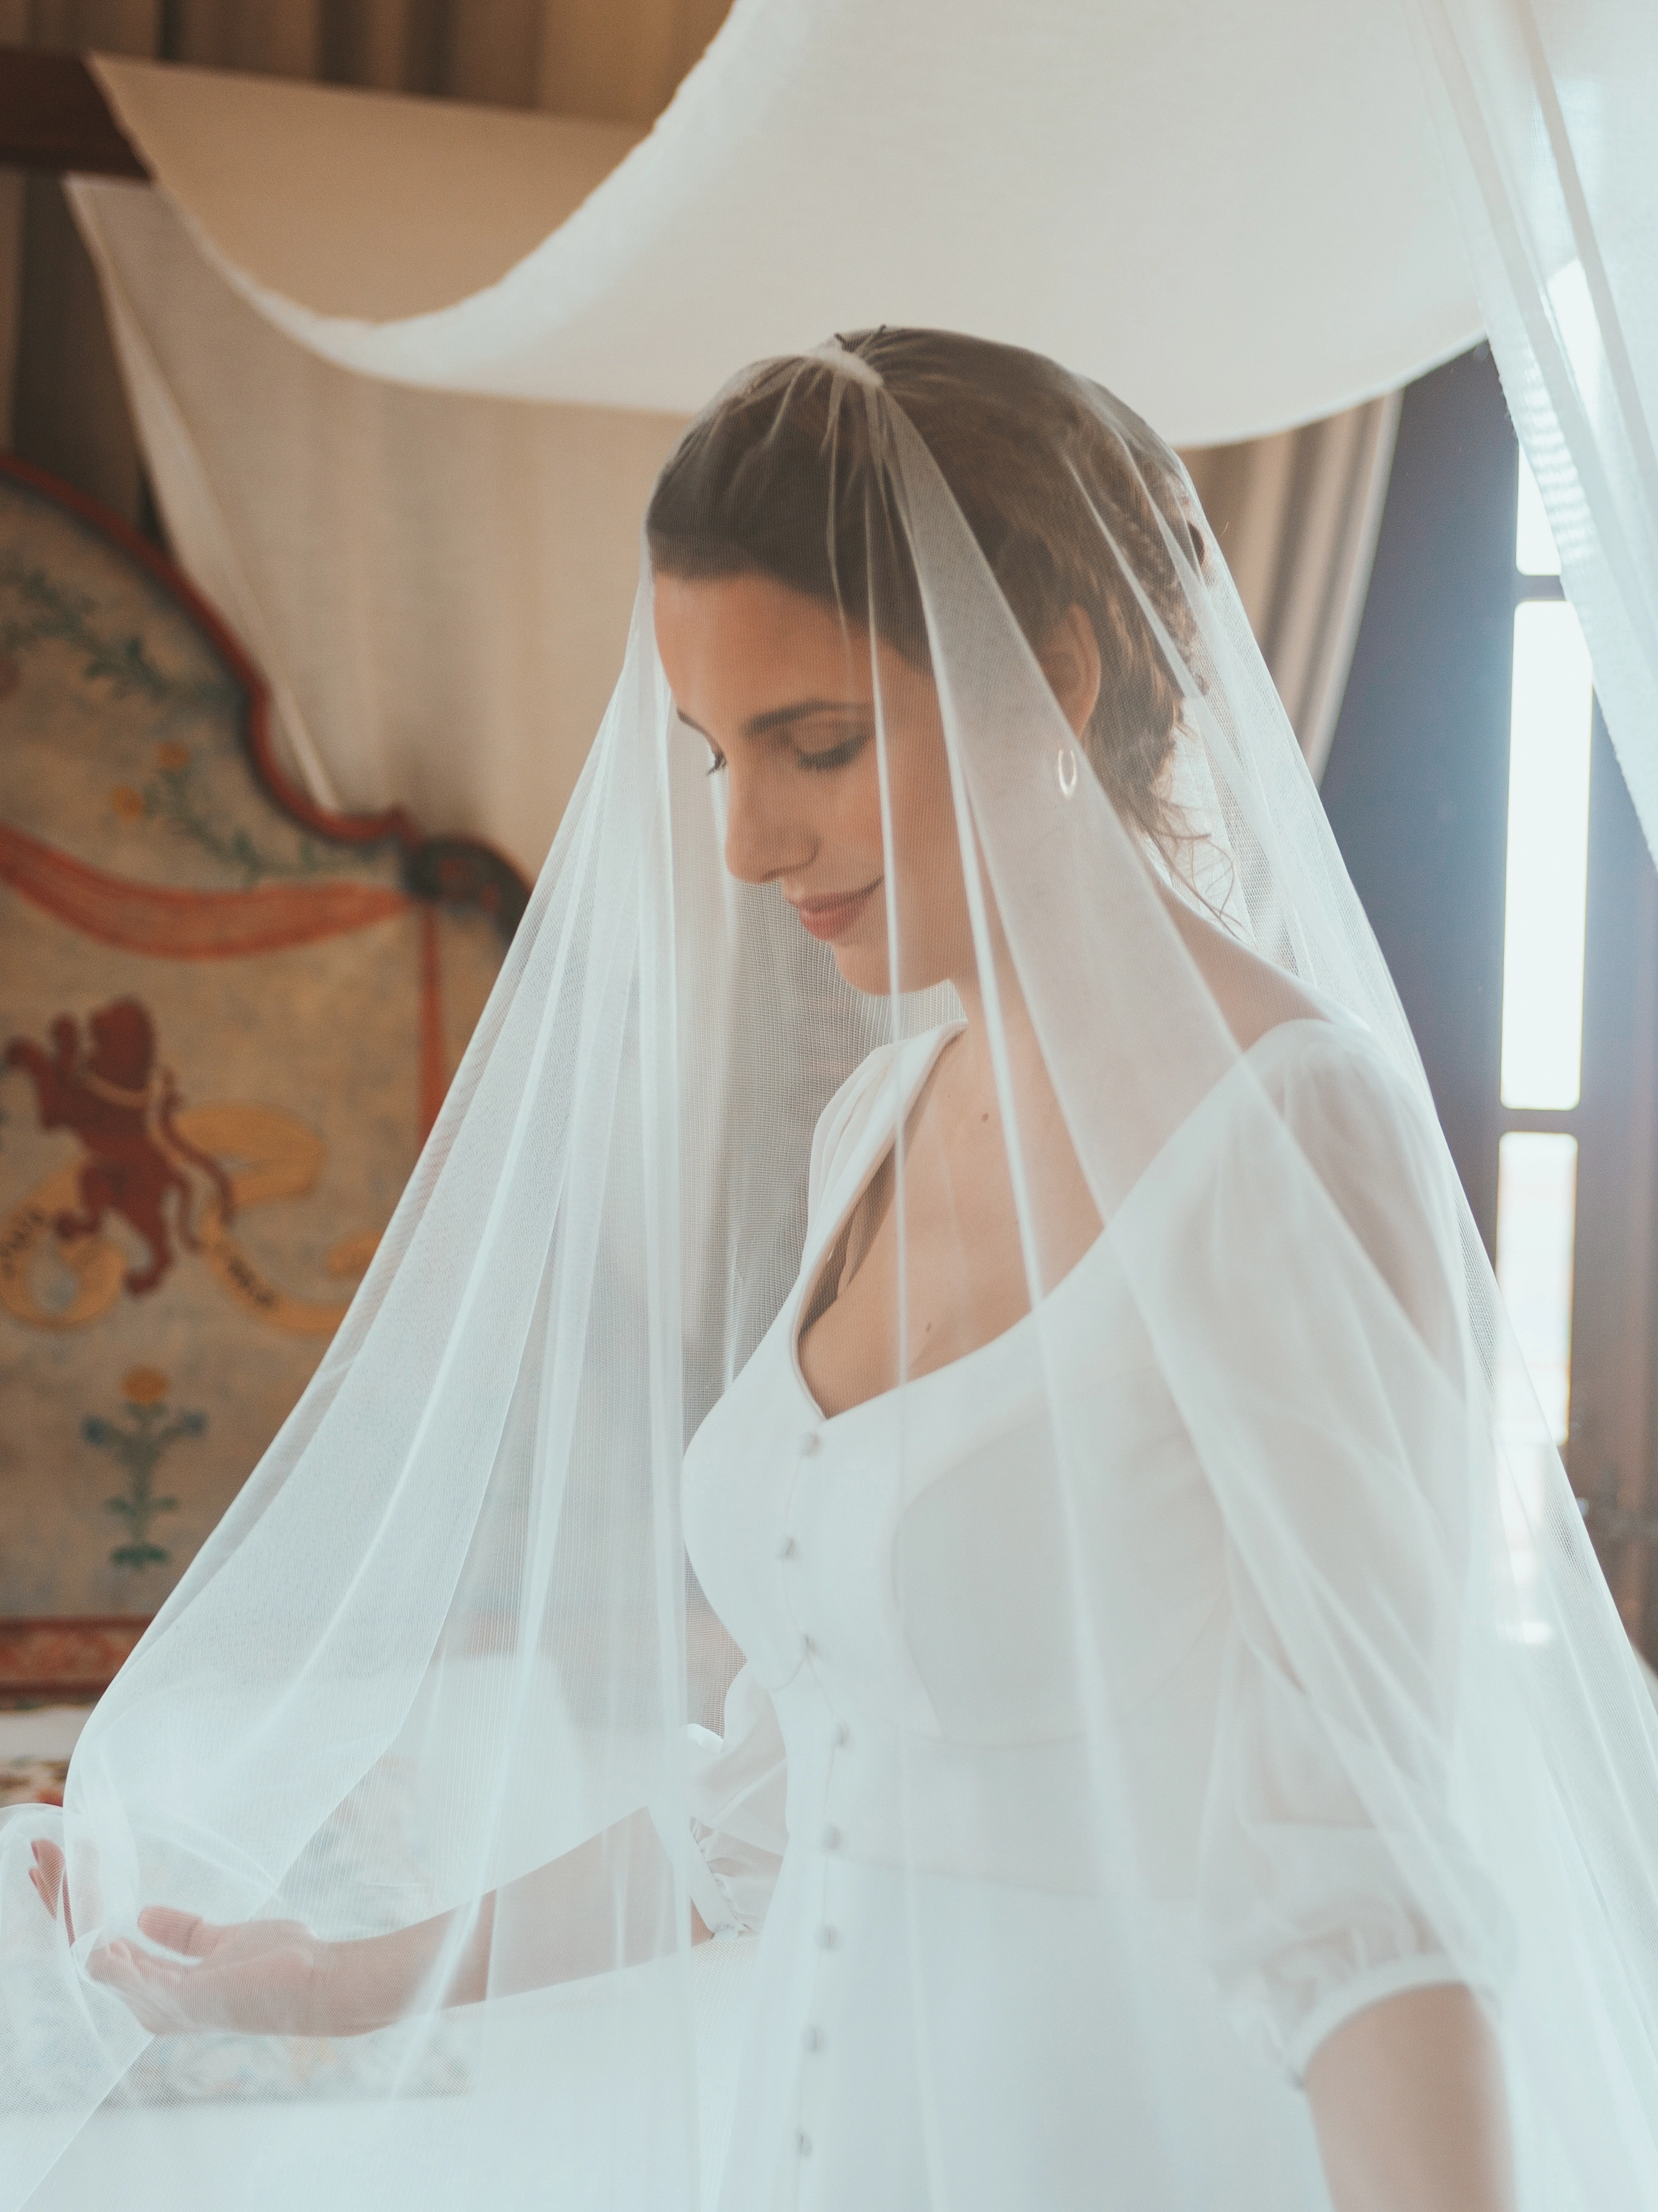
top-left (652, 1664), bottom-right (788, 1937)
top-left (1200, 1577), bottom-right (1475, 2082)
top-left (1173, 1025), bottom-right (1515, 2081)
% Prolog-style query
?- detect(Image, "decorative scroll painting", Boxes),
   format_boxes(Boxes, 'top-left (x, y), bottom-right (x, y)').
top-left (0, 457), bottom-right (525, 1630)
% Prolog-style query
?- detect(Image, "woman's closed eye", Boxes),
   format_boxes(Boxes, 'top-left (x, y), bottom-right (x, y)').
top-left (701, 732), bottom-right (867, 776)
top-left (795, 734), bottom-right (871, 779)
top-left (673, 708), bottom-right (870, 777)
top-left (792, 724), bottom-right (871, 773)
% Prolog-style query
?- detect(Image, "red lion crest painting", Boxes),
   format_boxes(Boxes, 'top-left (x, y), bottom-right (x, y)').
top-left (0, 456), bottom-right (525, 1660)
top-left (6, 997), bottom-right (235, 1296)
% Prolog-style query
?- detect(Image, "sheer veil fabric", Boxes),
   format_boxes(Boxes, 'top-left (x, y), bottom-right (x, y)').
top-left (5, 329), bottom-right (1658, 2210)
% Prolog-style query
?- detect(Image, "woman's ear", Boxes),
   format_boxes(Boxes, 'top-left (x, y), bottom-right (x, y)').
top-left (1038, 605), bottom-right (1102, 737)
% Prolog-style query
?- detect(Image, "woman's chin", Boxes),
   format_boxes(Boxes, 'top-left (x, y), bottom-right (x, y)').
top-left (831, 944), bottom-right (891, 997)
top-left (832, 943), bottom-right (952, 1000)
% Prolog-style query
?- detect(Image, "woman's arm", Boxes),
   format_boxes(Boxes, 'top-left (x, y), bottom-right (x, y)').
top-left (1305, 1985), bottom-right (1516, 2212)
top-left (1136, 1034), bottom-right (1520, 2196)
top-left (32, 1808), bottom-right (710, 2037)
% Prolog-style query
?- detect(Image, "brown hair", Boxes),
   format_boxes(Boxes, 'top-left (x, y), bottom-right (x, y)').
top-left (645, 326), bottom-right (1206, 856)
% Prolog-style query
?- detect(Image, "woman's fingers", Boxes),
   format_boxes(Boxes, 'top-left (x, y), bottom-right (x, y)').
top-left (28, 1845), bottom-right (220, 1971)
top-left (35, 1882), bottom-right (324, 2036)
top-left (136, 1905), bottom-right (221, 1957)
top-left (85, 1923), bottom-right (322, 2034)
top-left (28, 1840), bottom-right (74, 1940)
top-left (87, 1941), bottom-right (192, 2034)
top-left (86, 1938), bottom-right (155, 1988)
top-left (28, 1855), bottom-right (300, 2036)
top-left (90, 1939), bottom-right (227, 2035)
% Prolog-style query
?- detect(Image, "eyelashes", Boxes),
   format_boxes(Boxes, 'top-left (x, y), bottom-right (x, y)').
top-left (697, 729), bottom-right (871, 776)
top-left (795, 731), bottom-right (869, 773)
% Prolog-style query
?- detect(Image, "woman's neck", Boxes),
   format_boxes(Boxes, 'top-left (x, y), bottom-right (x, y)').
top-left (944, 953), bottom-right (1050, 1111)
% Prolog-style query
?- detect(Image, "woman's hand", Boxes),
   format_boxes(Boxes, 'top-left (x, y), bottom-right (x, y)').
top-left (30, 1837), bottom-right (339, 2036)
top-left (87, 1909), bottom-right (338, 2036)
top-left (28, 1807), bottom-right (682, 2037)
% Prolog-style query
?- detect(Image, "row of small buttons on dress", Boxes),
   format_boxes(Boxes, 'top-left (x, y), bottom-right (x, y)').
top-left (776, 1427), bottom-right (829, 1663)
top-left (780, 1424), bottom-right (848, 2167)
top-left (774, 1431), bottom-right (820, 1563)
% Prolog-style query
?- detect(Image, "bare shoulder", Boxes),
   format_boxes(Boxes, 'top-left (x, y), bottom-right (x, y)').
top-left (1157, 885), bottom-right (1327, 1050)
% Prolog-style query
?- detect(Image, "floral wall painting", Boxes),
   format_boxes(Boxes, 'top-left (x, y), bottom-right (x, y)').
top-left (84, 1365), bottom-right (204, 1572)
top-left (0, 456), bottom-right (526, 1619)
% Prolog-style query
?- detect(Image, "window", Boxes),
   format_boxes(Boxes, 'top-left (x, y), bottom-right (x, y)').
top-left (1323, 347), bottom-right (1658, 1660)
top-left (1491, 458), bottom-right (1594, 1619)
top-left (1498, 599), bottom-right (1594, 1113)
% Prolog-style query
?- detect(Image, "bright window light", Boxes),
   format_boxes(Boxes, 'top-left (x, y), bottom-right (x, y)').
top-left (1516, 450), bottom-right (1562, 577)
top-left (1494, 1130), bottom-right (1579, 1640)
top-left (1500, 602), bottom-right (1594, 1110)
top-left (1495, 1131), bottom-right (1579, 1448)
top-left (1547, 259), bottom-right (1610, 450)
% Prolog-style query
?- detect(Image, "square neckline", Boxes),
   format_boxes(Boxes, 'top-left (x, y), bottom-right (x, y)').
top-left (788, 1019), bottom-right (966, 1424)
top-left (786, 1010), bottom-right (1356, 1429)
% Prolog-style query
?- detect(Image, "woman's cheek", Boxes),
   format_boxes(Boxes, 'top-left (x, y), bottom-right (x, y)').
top-left (837, 753), bottom-right (891, 864)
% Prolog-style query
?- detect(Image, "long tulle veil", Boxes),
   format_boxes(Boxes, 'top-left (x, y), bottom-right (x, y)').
top-left (4, 328), bottom-right (1658, 2211)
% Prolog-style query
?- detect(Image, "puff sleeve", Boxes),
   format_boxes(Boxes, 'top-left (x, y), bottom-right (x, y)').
top-left (1111, 1018), bottom-right (1516, 2079)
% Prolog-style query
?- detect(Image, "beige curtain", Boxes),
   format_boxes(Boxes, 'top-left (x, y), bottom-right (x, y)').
top-left (1181, 395), bottom-right (1402, 781)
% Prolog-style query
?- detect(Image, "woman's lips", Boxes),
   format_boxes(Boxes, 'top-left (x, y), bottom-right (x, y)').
top-left (791, 879), bottom-right (881, 942)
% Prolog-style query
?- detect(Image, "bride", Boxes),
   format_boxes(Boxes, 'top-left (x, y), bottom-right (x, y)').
top-left (13, 329), bottom-right (1658, 2211)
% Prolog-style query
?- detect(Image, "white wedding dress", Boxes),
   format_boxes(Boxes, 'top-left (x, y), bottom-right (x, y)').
top-left (17, 331), bottom-right (1654, 2211)
top-left (674, 1013), bottom-right (1503, 2211)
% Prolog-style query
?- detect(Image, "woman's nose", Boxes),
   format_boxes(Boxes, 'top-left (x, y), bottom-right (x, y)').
top-left (723, 766), bottom-right (810, 886)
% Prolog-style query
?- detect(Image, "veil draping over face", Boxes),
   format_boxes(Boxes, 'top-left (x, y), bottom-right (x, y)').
top-left (4, 328), bottom-right (1658, 2212)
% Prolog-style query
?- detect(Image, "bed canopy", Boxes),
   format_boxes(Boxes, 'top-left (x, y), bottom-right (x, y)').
top-left (82, 0), bottom-right (1479, 441)
top-left (42, 0), bottom-right (1658, 873)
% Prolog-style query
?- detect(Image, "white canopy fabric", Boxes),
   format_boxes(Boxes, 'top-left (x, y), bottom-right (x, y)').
top-left (92, 0), bottom-right (1482, 445)
top-left (72, 0), bottom-right (1658, 882)
top-left (67, 175), bottom-right (1395, 876)
top-left (69, 178), bottom-right (683, 882)
top-left (1403, 0), bottom-right (1658, 866)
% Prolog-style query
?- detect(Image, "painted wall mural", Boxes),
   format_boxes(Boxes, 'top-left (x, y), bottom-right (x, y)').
top-left (0, 457), bottom-right (526, 1629)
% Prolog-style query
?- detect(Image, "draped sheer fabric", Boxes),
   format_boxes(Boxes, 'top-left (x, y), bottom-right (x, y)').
top-left (4, 330), bottom-right (1658, 2211)
top-left (1405, 0), bottom-right (1658, 860)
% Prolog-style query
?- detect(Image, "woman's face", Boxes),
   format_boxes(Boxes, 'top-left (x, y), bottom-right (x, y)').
top-left (653, 570), bottom-right (971, 997)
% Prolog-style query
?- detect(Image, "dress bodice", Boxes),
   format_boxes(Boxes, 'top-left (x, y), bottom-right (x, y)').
top-left (683, 1022), bottom-right (1230, 1898)
top-left (674, 1017), bottom-right (1505, 2210)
